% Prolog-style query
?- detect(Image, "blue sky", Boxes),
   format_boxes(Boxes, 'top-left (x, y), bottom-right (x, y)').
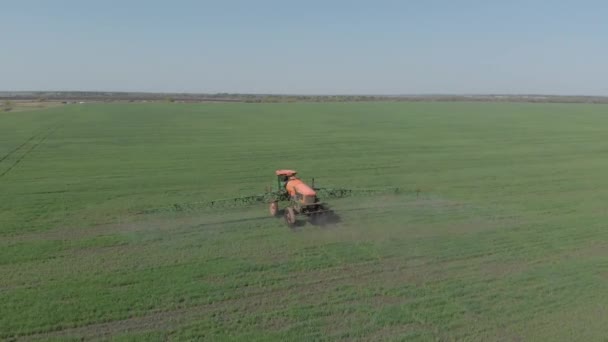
top-left (1, 0), bottom-right (607, 95)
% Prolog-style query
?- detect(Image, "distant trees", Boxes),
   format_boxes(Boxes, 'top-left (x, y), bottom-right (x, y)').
top-left (2, 100), bottom-right (13, 112)
top-left (249, 95), bottom-right (382, 103)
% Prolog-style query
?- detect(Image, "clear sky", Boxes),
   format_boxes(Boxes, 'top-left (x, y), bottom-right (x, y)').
top-left (1, 0), bottom-right (607, 95)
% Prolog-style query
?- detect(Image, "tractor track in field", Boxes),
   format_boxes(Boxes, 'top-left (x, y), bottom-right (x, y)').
top-left (0, 124), bottom-right (62, 180)
top-left (0, 130), bottom-right (45, 164)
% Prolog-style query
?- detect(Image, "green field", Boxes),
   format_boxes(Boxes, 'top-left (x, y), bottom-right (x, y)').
top-left (2, 102), bottom-right (608, 340)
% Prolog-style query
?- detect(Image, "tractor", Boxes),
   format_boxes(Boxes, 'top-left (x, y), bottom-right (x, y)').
top-left (269, 169), bottom-right (333, 227)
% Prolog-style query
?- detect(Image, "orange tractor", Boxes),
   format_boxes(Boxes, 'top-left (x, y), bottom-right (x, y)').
top-left (269, 169), bottom-right (333, 227)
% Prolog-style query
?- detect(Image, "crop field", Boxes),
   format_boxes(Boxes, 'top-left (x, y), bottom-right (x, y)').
top-left (2, 102), bottom-right (608, 341)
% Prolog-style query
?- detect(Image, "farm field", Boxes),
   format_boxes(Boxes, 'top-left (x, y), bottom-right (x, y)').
top-left (2, 102), bottom-right (608, 340)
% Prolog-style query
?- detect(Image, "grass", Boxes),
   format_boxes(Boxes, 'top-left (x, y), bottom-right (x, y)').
top-left (2, 102), bottom-right (608, 340)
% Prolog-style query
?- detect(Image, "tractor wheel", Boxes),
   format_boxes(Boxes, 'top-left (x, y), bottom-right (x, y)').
top-left (284, 207), bottom-right (296, 228)
top-left (269, 201), bottom-right (279, 217)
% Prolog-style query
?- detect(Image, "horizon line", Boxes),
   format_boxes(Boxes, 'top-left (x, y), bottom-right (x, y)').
top-left (1, 90), bottom-right (608, 98)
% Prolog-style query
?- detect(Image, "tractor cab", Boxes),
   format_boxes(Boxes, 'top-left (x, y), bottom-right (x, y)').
top-left (275, 169), bottom-right (298, 190)
top-left (275, 169), bottom-right (318, 205)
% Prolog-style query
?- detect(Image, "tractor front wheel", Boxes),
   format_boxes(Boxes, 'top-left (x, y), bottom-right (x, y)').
top-left (284, 207), bottom-right (296, 228)
top-left (269, 201), bottom-right (279, 217)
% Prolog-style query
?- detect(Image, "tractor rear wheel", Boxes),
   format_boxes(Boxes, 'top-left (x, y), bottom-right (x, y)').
top-left (269, 201), bottom-right (279, 217)
top-left (284, 207), bottom-right (296, 228)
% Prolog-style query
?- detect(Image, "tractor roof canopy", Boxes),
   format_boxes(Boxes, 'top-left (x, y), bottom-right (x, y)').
top-left (275, 169), bottom-right (297, 177)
